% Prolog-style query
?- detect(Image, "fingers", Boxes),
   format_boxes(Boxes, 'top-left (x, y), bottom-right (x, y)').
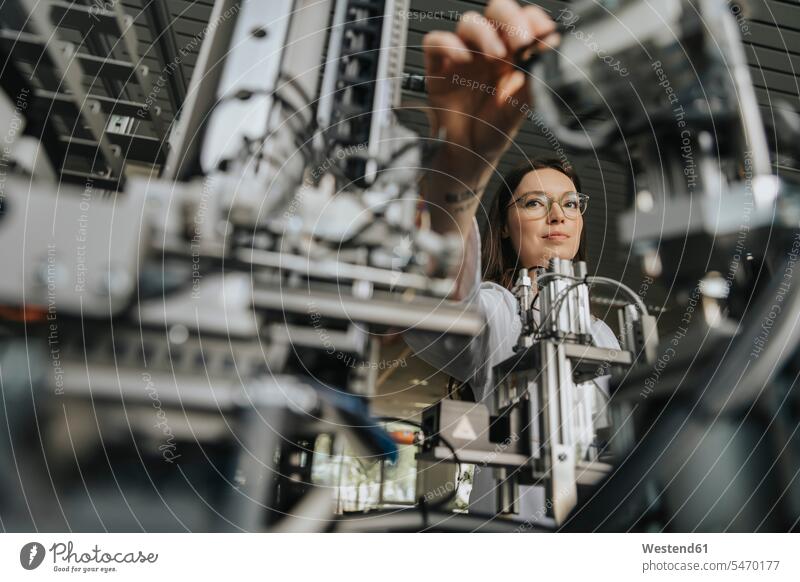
top-left (521, 4), bottom-right (557, 39)
top-left (430, 2), bottom-right (558, 67)
top-left (522, 5), bottom-right (559, 52)
top-left (497, 69), bottom-right (527, 103)
top-left (456, 11), bottom-right (507, 59)
top-left (422, 30), bottom-right (472, 74)
top-left (485, 0), bottom-right (533, 53)
top-left (478, 0), bottom-right (557, 57)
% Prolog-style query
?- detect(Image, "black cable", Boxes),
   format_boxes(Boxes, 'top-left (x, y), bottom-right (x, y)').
top-left (446, 376), bottom-right (457, 400)
top-left (426, 431), bottom-right (463, 511)
top-left (247, 89), bottom-right (316, 158)
top-left (528, 290), bottom-right (541, 335)
top-left (376, 416), bottom-right (463, 511)
top-left (196, 76), bottom-right (318, 174)
top-left (534, 279), bottom-right (586, 340)
top-left (534, 274), bottom-right (647, 341)
top-left (377, 138), bottom-right (421, 172)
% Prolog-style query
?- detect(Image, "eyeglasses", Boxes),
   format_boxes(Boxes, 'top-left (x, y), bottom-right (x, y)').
top-left (506, 191), bottom-right (590, 220)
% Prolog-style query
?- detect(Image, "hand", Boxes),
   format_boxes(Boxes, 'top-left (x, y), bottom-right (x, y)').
top-left (423, 0), bottom-right (559, 168)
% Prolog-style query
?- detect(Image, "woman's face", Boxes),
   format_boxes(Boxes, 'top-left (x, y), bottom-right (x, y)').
top-left (503, 168), bottom-right (583, 269)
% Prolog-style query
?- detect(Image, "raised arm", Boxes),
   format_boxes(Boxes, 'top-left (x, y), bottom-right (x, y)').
top-left (420, 0), bottom-right (559, 299)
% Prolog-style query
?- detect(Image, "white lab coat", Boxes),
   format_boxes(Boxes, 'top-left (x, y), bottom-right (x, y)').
top-left (403, 218), bottom-right (620, 524)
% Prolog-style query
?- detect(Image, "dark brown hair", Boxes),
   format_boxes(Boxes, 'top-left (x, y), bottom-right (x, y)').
top-left (482, 158), bottom-right (588, 290)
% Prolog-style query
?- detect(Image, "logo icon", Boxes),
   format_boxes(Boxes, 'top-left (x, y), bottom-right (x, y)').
top-left (20, 542), bottom-right (46, 570)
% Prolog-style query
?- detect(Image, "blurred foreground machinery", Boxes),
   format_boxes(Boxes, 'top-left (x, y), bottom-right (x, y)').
top-left (0, 0), bottom-right (482, 532)
top-left (0, 0), bottom-right (798, 533)
top-left (410, 0), bottom-right (800, 532)
top-left (530, 0), bottom-right (800, 531)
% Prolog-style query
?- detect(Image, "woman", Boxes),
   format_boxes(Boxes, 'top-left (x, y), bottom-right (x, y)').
top-left (402, 0), bottom-right (619, 522)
